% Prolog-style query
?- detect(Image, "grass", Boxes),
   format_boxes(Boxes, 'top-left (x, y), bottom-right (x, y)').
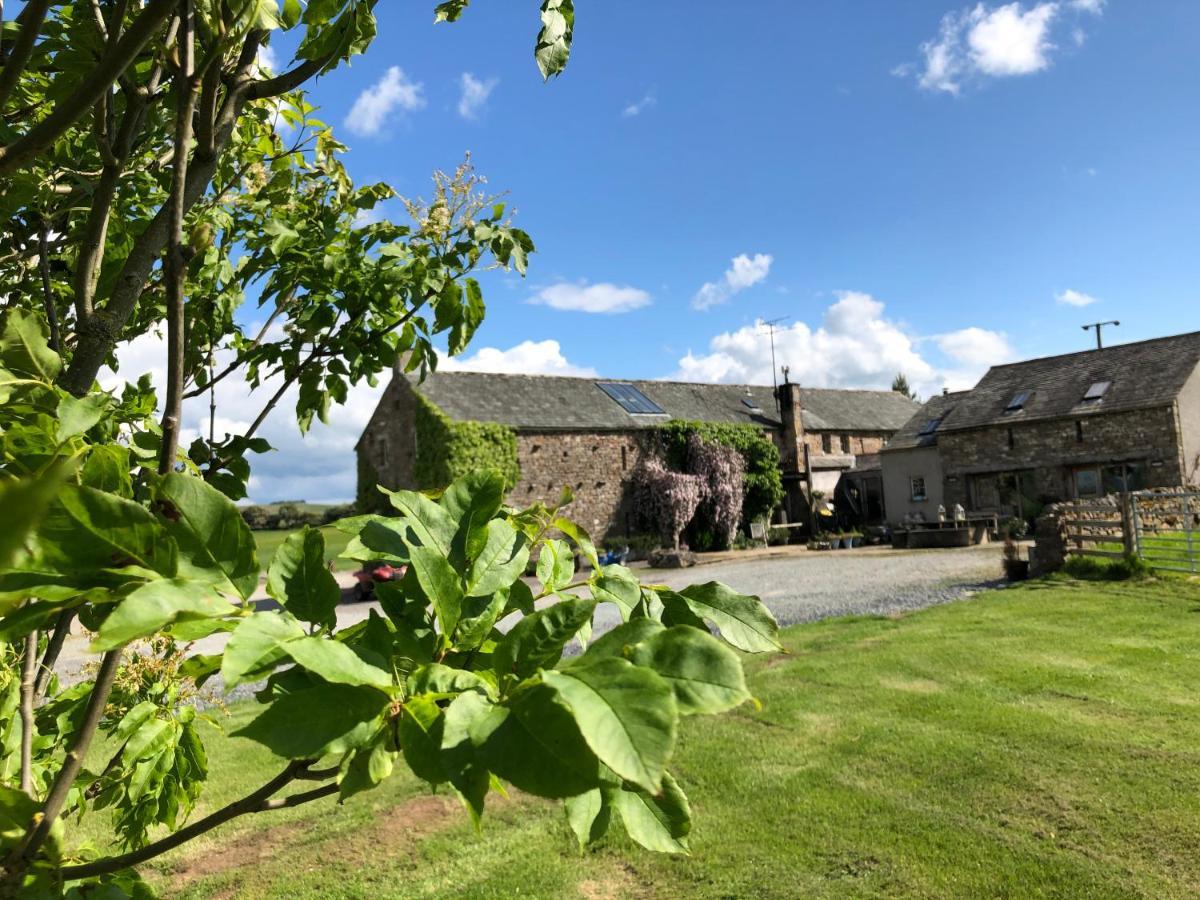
top-left (253, 526), bottom-right (354, 573)
top-left (78, 576), bottom-right (1200, 898)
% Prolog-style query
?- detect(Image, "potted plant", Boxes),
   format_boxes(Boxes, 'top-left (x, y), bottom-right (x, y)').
top-left (847, 530), bottom-right (864, 548)
top-left (1002, 538), bottom-right (1030, 581)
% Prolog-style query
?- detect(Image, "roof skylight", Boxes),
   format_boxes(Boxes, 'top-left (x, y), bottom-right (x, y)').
top-left (595, 382), bottom-right (667, 416)
top-left (1082, 381), bottom-right (1112, 402)
top-left (1005, 391), bottom-right (1031, 413)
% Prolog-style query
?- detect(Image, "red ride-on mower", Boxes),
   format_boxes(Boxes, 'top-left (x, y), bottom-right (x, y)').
top-left (351, 561), bottom-right (406, 602)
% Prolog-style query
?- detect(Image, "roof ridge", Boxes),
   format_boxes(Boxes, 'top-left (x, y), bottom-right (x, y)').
top-left (982, 329), bottom-right (1200, 372)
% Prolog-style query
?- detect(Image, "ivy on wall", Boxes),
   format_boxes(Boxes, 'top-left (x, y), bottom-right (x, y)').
top-left (658, 421), bottom-right (784, 527)
top-left (413, 395), bottom-right (521, 491)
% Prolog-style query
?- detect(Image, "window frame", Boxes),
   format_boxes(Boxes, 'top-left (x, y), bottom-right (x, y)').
top-left (910, 476), bottom-right (928, 502)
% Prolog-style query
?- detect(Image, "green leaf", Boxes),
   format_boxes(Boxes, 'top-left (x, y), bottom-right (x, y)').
top-left (613, 771), bottom-right (692, 854)
top-left (535, 0), bottom-right (574, 80)
top-left (542, 658), bottom-right (677, 793)
top-left (570, 619), bottom-right (665, 666)
top-left (408, 544), bottom-right (465, 635)
top-left (285, 636), bottom-right (394, 691)
top-left (454, 589), bottom-right (507, 650)
top-left (406, 663), bottom-right (493, 699)
top-left (465, 519), bottom-right (528, 598)
top-left (266, 526), bottom-right (340, 629)
top-left (399, 694), bottom-right (445, 784)
top-left (157, 473), bottom-right (259, 599)
top-left (37, 484), bottom-right (177, 578)
top-left (234, 683), bottom-right (388, 758)
top-left (81, 445), bottom-right (133, 497)
top-left (667, 582), bottom-right (782, 653)
top-left (629, 627), bottom-right (751, 716)
top-left (552, 516), bottom-right (598, 570)
top-left (221, 611), bottom-right (306, 688)
top-left (536, 539), bottom-right (574, 593)
top-left (0, 466), bottom-right (68, 569)
top-left (433, 0), bottom-right (470, 23)
top-left (385, 488), bottom-right (456, 556)
top-left (0, 309), bottom-right (61, 381)
top-left (492, 597), bottom-right (596, 679)
top-left (56, 393), bottom-right (109, 441)
top-left (590, 566), bottom-right (641, 620)
top-left (472, 683), bottom-right (598, 798)
top-left (441, 469), bottom-right (506, 564)
top-left (564, 787), bottom-right (612, 848)
top-left (92, 579), bottom-right (237, 651)
top-left (339, 729), bottom-right (396, 800)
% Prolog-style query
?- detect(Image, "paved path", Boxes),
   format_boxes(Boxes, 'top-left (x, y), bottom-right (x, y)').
top-left (54, 545), bottom-right (1003, 686)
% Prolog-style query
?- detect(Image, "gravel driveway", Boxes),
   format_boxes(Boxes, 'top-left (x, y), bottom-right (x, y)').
top-left (53, 545), bottom-right (1004, 691)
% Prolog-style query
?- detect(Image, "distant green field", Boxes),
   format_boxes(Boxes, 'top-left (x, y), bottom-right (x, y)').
top-left (253, 526), bottom-right (354, 573)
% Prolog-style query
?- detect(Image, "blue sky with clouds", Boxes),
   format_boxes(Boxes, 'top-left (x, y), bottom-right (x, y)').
top-left (127, 1), bottom-right (1200, 502)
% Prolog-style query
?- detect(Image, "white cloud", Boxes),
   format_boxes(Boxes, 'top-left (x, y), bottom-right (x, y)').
top-left (692, 253), bottom-right (773, 311)
top-left (936, 326), bottom-right (1016, 366)
top-left (906, 1), bottom-right (1100, 95)
top-left (1056, 288), bottom-right (1099, 307)
top-left (622, 93), bottom-right (656, 117)
top-left (457, 72), bottom-right (498, 120)
top-left (527, 281), bottom-right (651, 314)
top-left (256, 44), bottom-right (278, 74)
top-left (344, 67), bottom-right (425, 137)
top-left (439, 339), bottom-right (597, 377)
top-left (671, 291), bottom-right (1012, 397)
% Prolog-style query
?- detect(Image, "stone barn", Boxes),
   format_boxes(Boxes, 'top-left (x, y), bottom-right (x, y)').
top-left (356, 366), bottom-right (919, 538)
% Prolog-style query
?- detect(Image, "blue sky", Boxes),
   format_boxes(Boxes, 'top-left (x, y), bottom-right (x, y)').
top-left (128, 1), bottom-right (1200, 502)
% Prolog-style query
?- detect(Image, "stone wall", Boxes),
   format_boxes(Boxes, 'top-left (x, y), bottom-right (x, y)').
top-left (938, 404), bottom-right (1186, 509)
top-left (508, 430), bottom-right (652, 537)
top-left (802, 432), bottom-right (889, 459)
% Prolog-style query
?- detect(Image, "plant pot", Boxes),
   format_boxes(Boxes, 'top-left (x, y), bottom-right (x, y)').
top-left (1003, 559), bottom-right (1030, 582)
top-left (837, 537), bottom-right (849, 549)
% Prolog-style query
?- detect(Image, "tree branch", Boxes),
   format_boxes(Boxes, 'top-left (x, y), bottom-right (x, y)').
top-left (58, 760), bottom-right (336, 881)
top-left (36, 223), bottom-right (61, 353)
top-left (59, 30), bottom-right (262, 397)
top-left (4, 650), bottom-right (122, 875)
top-left (0, 0), bottom-right (51, 109)
top-left (0, 0), bottom-right (176, 177)
top-left (157, 0), bottom-right (197, 476)
top-left (33, 609), bottom-right (75, 700)
top-left (18, 631), bottom-right (37, 797)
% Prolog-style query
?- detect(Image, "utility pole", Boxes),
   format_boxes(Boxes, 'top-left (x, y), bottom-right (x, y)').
top-left (1082, 320), bottom-right (1120, 350)
top-left (760, 316), bottom-right (789, 416)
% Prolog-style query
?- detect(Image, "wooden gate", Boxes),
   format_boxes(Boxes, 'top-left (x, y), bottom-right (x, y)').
top-left (1062, 496), bottom-right (1136, 562)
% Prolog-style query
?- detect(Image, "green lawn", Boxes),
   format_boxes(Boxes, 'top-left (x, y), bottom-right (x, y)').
top-left (252, 526), bottom-right (354, 573)
top-left (82, 577), bottom-right (1200, 898)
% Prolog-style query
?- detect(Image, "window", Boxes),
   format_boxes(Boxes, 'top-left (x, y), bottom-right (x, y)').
top-left (1073, 467), bottom-right (1101, 499)
top-left (918, 417), bottom-right (943, 436)
top-left (742, 398), bottom-right (763, 414)
top-left (822, 434), bottom-right (832, 454)
top-left (840, 434), bottom-right (850, 453)
top-left (1081, 381), bottom-right (1111, 403)
top-left (1075, 420), bottom-right (1084, 443)
top-left (620, 446), bottom-right (628, 470)
top-left (595, 382), bottom-right (666, 415)
top-left (910, 477), bottom-right (928, 502)
top-left (1005, 391), bottom-right (1031, 413)
top-left (1007, 427), bottom-right (1015, 450)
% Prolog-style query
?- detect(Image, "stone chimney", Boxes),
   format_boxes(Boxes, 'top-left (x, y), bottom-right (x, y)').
top-left (776, 382), bottom-right (805, 475)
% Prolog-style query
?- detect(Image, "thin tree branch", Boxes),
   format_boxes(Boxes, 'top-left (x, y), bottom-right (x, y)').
top-left (182, 288), bottom-right (294, 399)
top-left (157, 0), bottom-right (197, 476)
top-left (0, 0), bottom-right (176, 177)
top-left (0, 0), bottom-right (51, 109)
top-left (36, 223), bottom-right (61, 353)
top-left (18, 631), bottom-right (37, 797)
top-left (4, 650), bottom-right (123, 875)
top-left (59, 30), bottom-right (262, 397)
top-left (58, 760), bottom-right (335, 881)
top-left (33, 609), bottom-right (75, 700)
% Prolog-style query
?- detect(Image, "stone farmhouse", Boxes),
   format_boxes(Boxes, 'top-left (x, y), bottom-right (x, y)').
top-left (880, 331), bottom-right (1200, 525)
top-left (357, 367), bottom-right (918, 538)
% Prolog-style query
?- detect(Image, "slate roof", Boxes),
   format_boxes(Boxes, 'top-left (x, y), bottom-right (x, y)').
top-left (940, 331), bottom-right (1200, 432)
top-left (408, 372), bottom-right (918, 433)
top-left (883, 391), bottom-right (971, 452)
